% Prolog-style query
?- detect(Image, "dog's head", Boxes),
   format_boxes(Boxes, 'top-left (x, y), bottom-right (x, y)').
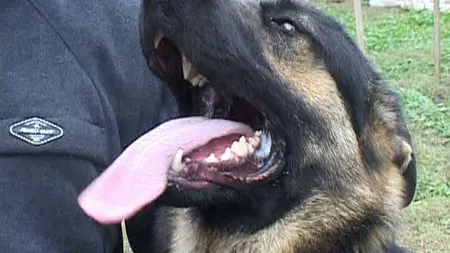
top-left (140, 0), bottom-right (416, 213)
top-left (77, 1), bottom-right (417, 237)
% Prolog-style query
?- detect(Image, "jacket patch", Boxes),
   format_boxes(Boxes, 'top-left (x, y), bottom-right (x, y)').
top-left (9, 117), bottom-right (64, 146)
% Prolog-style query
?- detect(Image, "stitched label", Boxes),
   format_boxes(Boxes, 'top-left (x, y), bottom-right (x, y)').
top-left (9, 117), bottom-right (64, 146)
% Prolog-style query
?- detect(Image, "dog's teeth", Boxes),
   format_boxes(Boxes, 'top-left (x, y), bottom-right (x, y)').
top-left (190, 75), bottom-right (201, 87)
top-left (181, 54), bottom-right (201, 83)
top-left (248, 144), bottom-right (255, 154)
top-left (240, 145), bottom-right (249, 157)
top-left (220, 148), bottom-right (234, 161)
top-left (204, 153), bottom-right (219, 163)
top-left (182, 55), bottom-right (195, 80)
top-left (248, 137), bottom-right (260, 147)
top-left (231, 139), bottom-right (248, 157)
top-left (171, 149), bottom-right (184, 172)
top-left (154, 31), bottom-right (164, 48)
top-left (188, 74), bottom-right (209, 87)
top-left (181, 55), bottom-right (209, 87)
top-left (231, 141), bottom-right (239, 151)
top-left (198, 76), bottom-right (208, 87)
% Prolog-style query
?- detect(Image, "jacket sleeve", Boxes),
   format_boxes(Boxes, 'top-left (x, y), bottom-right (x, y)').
top-left (1, 1), bottom-right (179, 252)
top-left (0, 1), bottom-right (117, 164)
top-left (0, 1), bottom-right (122, 252)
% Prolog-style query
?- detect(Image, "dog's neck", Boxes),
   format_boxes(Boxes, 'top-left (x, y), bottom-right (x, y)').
top-left (168, 195), bottom-right (399, 253)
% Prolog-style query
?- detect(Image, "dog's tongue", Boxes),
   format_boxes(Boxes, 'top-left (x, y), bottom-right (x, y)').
top-left (78, 116), bottom-right (253, 224)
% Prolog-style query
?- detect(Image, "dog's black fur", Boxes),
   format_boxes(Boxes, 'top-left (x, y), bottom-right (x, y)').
top-left (127, 0), bottom-right (417, 252)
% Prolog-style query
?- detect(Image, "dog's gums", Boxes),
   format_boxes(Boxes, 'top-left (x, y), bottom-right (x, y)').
top-left (168, 131), bottom-right (276, 186)
top-left (151, 35), bottom-right (285, 187)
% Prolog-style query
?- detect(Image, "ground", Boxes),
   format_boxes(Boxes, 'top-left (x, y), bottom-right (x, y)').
top-left (124, 1), bottom-right (450, 252)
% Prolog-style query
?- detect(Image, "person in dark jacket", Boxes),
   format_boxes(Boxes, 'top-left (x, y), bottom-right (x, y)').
top-left (0, 0), bottom-right (177, 252)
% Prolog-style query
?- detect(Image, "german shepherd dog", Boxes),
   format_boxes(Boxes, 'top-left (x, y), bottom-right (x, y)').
top-left (79, 0), bottom-right (417, 252)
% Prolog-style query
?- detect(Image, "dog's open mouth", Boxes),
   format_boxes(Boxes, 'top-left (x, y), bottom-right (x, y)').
top-left (77, 30), bottom-right (286, 225)
top-left (150, 33), bottom-right (286, 187)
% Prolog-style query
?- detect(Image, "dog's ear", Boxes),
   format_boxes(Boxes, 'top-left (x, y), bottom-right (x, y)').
top-left (369, 83), bottom-right (417, 207)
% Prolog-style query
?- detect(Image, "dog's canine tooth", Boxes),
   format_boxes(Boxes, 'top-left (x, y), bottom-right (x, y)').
top-left (181, 55), bottom-right (209, 87)
top-left (154, 31), bottom-right (164, 48)
top-left (220, 148), bottom-right (234, 161)
top-left (171, 149), bottom-right (184, 172)
top-left (182, 55), bottom-right (195, 80)
top-left (205, 153), bottom-right (219, 163)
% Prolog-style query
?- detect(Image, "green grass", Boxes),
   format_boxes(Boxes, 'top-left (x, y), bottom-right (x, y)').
top-left (312, 1), bottom-right (450, 251)
top-left (125, 2), bottom-right (449, 252)
top-left (401, 197), bottom-right (450, 252)
top-left (317, 1), bottom-right (450, 96)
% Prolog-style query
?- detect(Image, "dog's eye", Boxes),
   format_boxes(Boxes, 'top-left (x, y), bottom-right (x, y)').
top-left (270, 18), bottom-right (296, 33)
top-left (281, 22), bottom-right (295, 32)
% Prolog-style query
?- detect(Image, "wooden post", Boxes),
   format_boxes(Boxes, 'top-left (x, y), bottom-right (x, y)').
top-left (353, 0), bottom-right (365, 53)
top-left (433, 0), bottom-right (441, 84)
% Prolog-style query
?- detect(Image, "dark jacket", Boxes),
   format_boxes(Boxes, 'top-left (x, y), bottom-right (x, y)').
top-left (0, 0), bottom-right (177, 252)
